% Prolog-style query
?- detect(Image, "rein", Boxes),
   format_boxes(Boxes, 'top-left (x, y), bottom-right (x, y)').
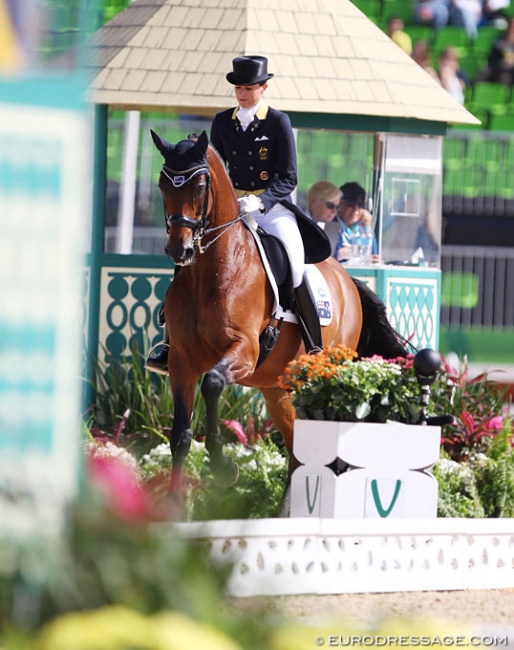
top-left (160, 163), bottom-right (245, 254)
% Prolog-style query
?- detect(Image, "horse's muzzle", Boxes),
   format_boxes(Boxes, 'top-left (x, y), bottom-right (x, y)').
top-left (165, 241), bottom-right (194, 265)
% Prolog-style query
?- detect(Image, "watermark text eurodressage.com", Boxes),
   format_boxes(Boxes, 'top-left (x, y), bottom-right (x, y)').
top-left (314, 636), bottom-right (509, 647)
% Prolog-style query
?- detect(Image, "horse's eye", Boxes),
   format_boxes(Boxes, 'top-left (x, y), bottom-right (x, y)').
top-left (194, 183), bottom-right (206, 200)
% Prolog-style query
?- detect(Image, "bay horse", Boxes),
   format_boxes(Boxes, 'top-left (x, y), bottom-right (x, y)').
top-left (150, 129), bottom-right (408, 494)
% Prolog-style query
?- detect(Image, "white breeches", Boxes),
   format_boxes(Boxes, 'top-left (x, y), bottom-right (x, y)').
top-left (253, 203), bottom-right (305, 288)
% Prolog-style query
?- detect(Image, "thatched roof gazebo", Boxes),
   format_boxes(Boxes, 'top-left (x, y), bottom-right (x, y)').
top-left (86, 0), bottom-right (479, 131)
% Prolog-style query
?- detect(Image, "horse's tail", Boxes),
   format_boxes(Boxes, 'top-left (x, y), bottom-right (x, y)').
top-left (352, 277), bottom-right (412, 359)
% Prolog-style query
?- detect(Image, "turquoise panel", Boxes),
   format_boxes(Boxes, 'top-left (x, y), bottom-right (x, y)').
top-left (346, 267), bottom-right (441, 350)
top-left (100, 267), bottom-right (174, 362)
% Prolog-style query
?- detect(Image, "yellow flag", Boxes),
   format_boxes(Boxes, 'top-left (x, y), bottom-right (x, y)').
top-left (0, 0), bottom-right (23, 72)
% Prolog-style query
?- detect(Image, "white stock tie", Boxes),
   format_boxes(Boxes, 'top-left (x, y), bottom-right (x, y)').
top-left (236, 108), bottom-right (253, 131)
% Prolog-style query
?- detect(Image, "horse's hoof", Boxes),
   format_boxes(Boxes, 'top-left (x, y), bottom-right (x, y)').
top-left (151, 491), bottom-right (184, 521)
top-left (210, 456), bottom-right (240, 487)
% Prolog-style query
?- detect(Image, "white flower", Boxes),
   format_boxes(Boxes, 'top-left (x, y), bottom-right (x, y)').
top-left (85, 440), bottom-right (138, 472)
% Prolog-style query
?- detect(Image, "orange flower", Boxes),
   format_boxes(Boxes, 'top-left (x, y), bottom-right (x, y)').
top-left (279, 344), bottom-right (357, 390)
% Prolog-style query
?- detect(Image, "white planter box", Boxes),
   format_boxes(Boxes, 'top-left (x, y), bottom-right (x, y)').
top-left (290, 420), bottom-right (441, 519)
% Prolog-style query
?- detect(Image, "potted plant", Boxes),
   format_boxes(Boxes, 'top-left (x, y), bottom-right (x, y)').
top-left (279, 345), bottom-right (424, 424)
top-left (279, 345), bottom-right (442, 519)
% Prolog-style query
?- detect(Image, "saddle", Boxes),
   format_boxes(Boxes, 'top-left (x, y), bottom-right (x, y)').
top-left (280, 199), bottom-right (332, 264)
top-left (254, 226), bottom-right (295, 312)
top-left (243, 220), bottom-right (332, 367)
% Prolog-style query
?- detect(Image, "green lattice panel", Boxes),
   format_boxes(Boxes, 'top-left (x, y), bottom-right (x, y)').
top-left (98, 267), bottom-right (173, 363)
top-left (386, 278), bottom-right (438, 350)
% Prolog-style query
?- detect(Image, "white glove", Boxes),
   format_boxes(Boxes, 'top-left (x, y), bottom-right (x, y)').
top-left (238, 194), bottom-right (264, 214)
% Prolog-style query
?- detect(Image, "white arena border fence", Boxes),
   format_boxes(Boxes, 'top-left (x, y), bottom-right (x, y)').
top-left (154, 518), bottom-right (514, 597)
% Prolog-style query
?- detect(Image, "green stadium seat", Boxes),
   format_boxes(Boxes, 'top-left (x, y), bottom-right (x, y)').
top-left (471, 25), bottom-right (503, 54)
top-left (433, 26), bottom-right (471, 56)
top-left (351, 0), bottom-right (382, 17)
top-left (471, 81), bottom-right (511, 108)
top-left (489, 113), bottom-right (514, 131)
top-left (381, 0), bottom-right (415, 23)
top-left (403, 24), bottom-right (435, 44)
top-left (440, 272), bottom-right (479, 308)
top-left (458, 52), bottom-right (488, 82)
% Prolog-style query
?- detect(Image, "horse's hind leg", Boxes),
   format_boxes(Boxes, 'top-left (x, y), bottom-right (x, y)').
top-left (201, 370), bottom-right (239, 486)
top-left (259, 386), bottom-right (296, 457)
top-left (260, 386), bottom-right (298, 516)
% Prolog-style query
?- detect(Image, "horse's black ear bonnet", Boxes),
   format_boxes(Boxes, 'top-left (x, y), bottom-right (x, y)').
top-left (151, 129), bottom-right (209, 172)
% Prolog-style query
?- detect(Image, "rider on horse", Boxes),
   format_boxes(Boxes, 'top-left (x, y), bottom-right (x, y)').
top-left (146, 55), bottom-right (328, 374)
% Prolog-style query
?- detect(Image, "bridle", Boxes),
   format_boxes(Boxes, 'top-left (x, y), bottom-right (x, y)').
top-left (160, 162), bottom-right (246, 254)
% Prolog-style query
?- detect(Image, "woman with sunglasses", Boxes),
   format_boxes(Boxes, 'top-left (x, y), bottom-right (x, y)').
top-left (307, 181), bottom-right (342, 224)
top-left (306, 181), bottom-right (342, 253)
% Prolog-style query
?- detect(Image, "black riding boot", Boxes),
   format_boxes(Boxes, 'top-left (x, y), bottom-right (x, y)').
top-left (145, 339), bottom-right (169, 375)
top-left (145, 267), bottom-right (183, 374)
top-left (293, 276), bottom-right (323, 354)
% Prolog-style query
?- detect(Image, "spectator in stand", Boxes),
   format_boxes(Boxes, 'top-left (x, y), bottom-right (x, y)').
top-left (482, 0), bottom-right (511, 28)
top-left (411, 40), bottom-right (441, 82)
top-left (449, 0), bottom-right (483, 39)
top-left (438, 46), bottom-right (469, 103)
top-left (387, 17), bottom-right (413, 55)
top-left (413, 0), bottom-right (451, 31)
top-left (414, 0), bottom-right (482, 38)
top-left (483, 16), bottom-right (514, 85)
top-left (307, 181), bottom-right (343, 254)
top-left (307, 181), bottom-right (342, 224)
top-left (334, 182), bottom-right (380, 265)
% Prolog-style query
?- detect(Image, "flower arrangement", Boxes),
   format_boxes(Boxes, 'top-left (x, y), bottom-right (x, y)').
top-left (279, 344), bottom-right (422, 423)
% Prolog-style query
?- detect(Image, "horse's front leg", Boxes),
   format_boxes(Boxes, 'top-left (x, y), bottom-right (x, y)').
top-left (201, 369), bottom-right (239, 486)
top-left (168, 363), bottom-right (197, 494)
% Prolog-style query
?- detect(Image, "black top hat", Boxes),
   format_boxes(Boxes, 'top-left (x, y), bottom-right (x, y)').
top-left (340, 182), bottom-right (366, 206)
top-left (226, 55), bottom-right (274, 85)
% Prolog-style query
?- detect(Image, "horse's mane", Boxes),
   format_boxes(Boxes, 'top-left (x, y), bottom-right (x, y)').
top-left (206, 142), bottom-right (239, 207)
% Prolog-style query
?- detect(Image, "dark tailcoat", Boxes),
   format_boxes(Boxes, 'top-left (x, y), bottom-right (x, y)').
top-left (210, 103), bottom-right (331, 263)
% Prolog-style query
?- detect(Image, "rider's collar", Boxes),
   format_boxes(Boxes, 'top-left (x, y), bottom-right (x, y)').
top-left (231, 101), bottom-right (269, 121)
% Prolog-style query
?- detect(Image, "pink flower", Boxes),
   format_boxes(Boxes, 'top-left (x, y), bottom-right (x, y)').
top-left (484, 415), bottom-right (503, 431)
top-left (87, 455), bottom-right (150, 521)
top-left (221, 419), bottom-right (248, 446)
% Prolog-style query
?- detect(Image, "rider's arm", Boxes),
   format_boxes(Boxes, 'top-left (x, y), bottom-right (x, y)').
top-left (258, 110), bottom-right (297, 214)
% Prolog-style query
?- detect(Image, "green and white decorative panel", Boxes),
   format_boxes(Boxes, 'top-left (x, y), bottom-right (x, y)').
top-left (346, 267), bottom-right (440, 351)
top-left (0, 100), bottom-right (88, 540)
top-left (97, 266), bottom-right (173, 364)
top-left (386, 274), bottom-right (439, 350)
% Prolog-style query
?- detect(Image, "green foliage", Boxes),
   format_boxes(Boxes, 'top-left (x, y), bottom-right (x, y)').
top-left (140, 437), bottom-right (288, 520)
top-left (433, 452), bottom-right (485, 518)
top-left (85, 343), bottom-right (174, 457)
top-left (473, 419), bottom-right (514, 517)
